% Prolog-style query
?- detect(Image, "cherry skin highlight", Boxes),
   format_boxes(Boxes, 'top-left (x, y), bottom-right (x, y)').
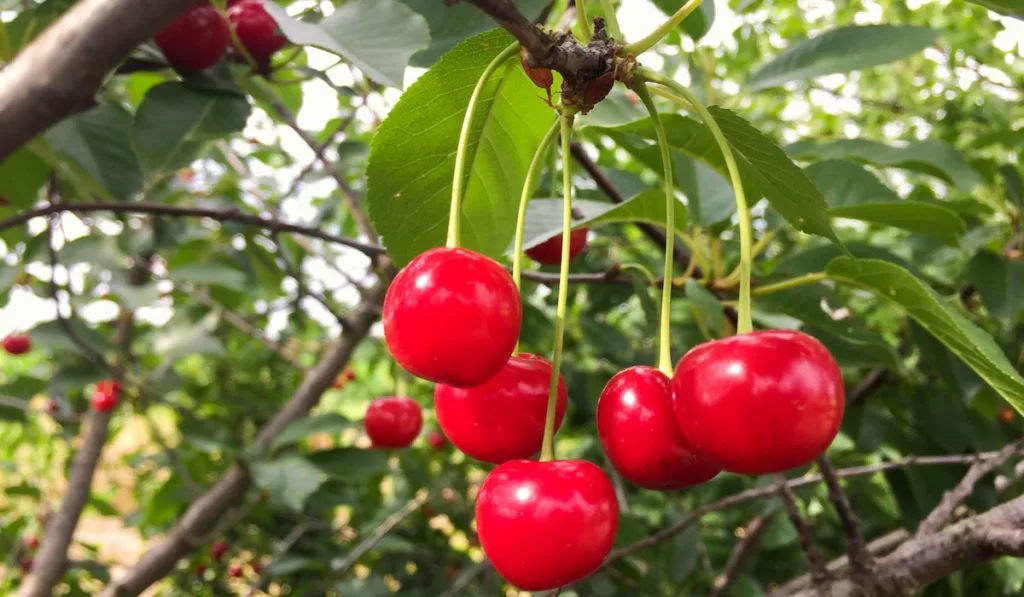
top-left (2, 334), bottom-right (32, 355)
top-left (672, 329), bottom-right (845, 475)
top-left (90, 389), bottom-right (119, 412)
top-left (383, 247), bottom-right (521, 388)
top-left (227, 0), bottom-right (287, 62)
top-left (475, 459), bottom-right (619, 591)
top-left (154, 2), bottom-right (230, 72)
top-left (364, 396), bottom-right (423, 449)
top-left (434, 353), bottom-right (567, 464)
top-left (597, 366), bottom-right (720, 490)
top-left (525, 228), bottom-right (589, 265)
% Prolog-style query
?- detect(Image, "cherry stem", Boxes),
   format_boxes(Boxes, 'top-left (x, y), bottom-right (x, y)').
top-left (446, 43), bottom-right (519, 249)
top-left (576, 0), bottom-right (593, 44)
top-left (642, 69), bottom-right (754, 335)
top-left (633, 80), bottom-right (675, 376)
top-left (622, 0), bottom-right (703, 55)
top-left (512, 119), bottom-right (562, 357)
top-left (215, 3), bottom-right (258, 71)
top-left (752, 272), bottom-right (827, 296)
top-left (539, 112), bottom-right (575, 463)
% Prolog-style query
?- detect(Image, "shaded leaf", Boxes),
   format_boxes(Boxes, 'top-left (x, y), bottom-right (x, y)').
top-left (152, 312), bottom-right (224, 361)
top-left (775, 242), bottom-right (919, 277)
top-left (830, 201), bottom-right (967, 246)
top-left (967, 251), bottom-right (1024, 320)
top-left (309, 447), bottom-right (390, 481)
top-left (806, 159), bottom-right (899, 207)
top-left (251, 456), bottom-right (326, 511)
top-left (685, 279), bottom-right (728, 339)
top-left (749, 25), bottom-right (940, 89)
top-left (272, 413), bottom-right (357, 452)
top-left (168, 263), bottom-right (248, 291)
top-left (0, 148), bottom-right (48, 208)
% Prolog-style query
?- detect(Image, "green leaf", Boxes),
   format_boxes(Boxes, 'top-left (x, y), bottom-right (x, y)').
top-left (132, 82), bottom-right (250, 179)
top-left (272, 414), bottom-right (357, 452)
top-left (830, 201), bottom-right (967, 246)
top-left (787, 138), bottom-right (983, 193)
top-left (0, 377), bottom-right (47, 399)
top-left (167, 263), bottom-right (248, 291)
top-left (45, 101), bottom-right (143, 201)
top-left (652, 0), bottom-right (715, 41)
top-left (599, 110), bottom-right (839, 243)
top-left (108, 282), bottom-right (161, 310)
top-left (775, 242), bottom-right (920, 277)
top-left (676, 154), bottom-right (736, 226)
top-left (264, 0), bottom-right (429, 88)
top-left (969, 0), bottom-right (1024, 19)
top-left (967, 252), bottom-right (1024, 320)
top-left (999, 165), bottom-right (1023, 210)
top-left (29, 320), bottom-right (113, 356)
top-left (0, 148), bottom-right (48, 208)
top-left (826, 258), bottom-right (1024, 409)
top-left (685, 280), bottom-right (728, 339)
top-left (366, 30), bottom-right (556, 266)
top-left (251, 456), bottom-right (326, 511)
top-left (265, 555), bottom-right (319, 576)
top-left (748, 25), bottom-right (940, 89)
top-left (806, 159), bottom-right (900, 207)
top-left (152, 312), bottom-right (224, 361)
top-left (400, 0), bottom-right (547, 67)
top-left (309, 447), bottom-right (390, 481)
top-left (520, 192), bottom-right (687, 251)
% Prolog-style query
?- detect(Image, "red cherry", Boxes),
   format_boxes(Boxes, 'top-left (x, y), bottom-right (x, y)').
top-left (154, 2), bottom-right (230, 72)
top-left (19, 557), bottom-right (33, 574)
top-left (427, 430), bottom-right (448, 450)
top-left (672, 330), bottom-right (845, 475)
top-left (250, 562), bottom-right (262, 575)
top-left (0, 195), bottom-right (9, 207)
top-left (228, 564), bottom-right (243, 578)
top-left (475, 459), bottom-right (618, 591)
top-left (524, 228), bottom-right (588, 265)
top-left (364, 396), bottom-right (423, 448)
top-left (383, 248), bottom-right (522, 388)
top-left (24, 535), bottom-right (39, 550)
top-left (95, 379), bottom-right (123, 396)
top-left (194, 563), bottom-right (207, 577)
top-left (90, 389), bottom-right (119, 412)
top-left (211, 540), bottom-right (229, 561)
top-left (3, 334), bottom-right (32, 355)
top-left (434, 353), bottom-right (567, 464)
top-left (44, 399), bottom-right (59, 415)
top-left (597, 366), bottom-right (720, 490)
top-left (999, 407), bottom-right (1015, 424)
top-left (227, 0), bottom-right (287, 62)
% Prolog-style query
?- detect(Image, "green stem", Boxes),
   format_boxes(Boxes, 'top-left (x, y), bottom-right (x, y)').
top-left (446, 43), bottom-right (519, 248)
top-left (753, 272), bottom-right (827, 296)
top-left (641, 68), bottom-right (754, 334)
top-left (512, 121), bottom-right (562, 357)
top-left (633, 80), bottom-right (675, 376)
top-left (539, 113), bottom-right (575, 463)
top-left (599, 0), bottom-right (622, 40)
top-left (394, 369), bottom-right (408, 397)
top-left (623, 0), bottom-right (703, 55)
top-left (576, 0), bottom-right (593, 43)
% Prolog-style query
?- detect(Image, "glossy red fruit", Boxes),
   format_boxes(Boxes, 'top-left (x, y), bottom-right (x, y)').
top-left (364, 396), bottom-right (423, 448)
top-left (383, 248), bottom-right (521, 388)
top-left (228, 564), bottom-right (243, 578)
top-left (154, 2), bottom-right (230, 72)
top-left (228, 0), bottom-right (287, 62)
top-left (435, 353), bottom-right (567, 464)
top-left (597, 366), bottom-right (720, 490)
top-left (427, 430), bottom-right (448, 450)
top-left (525, 229), bottom-right (588, 265)
top-left (475, 459), bottom-right (618, 591)
top-left (211, 540), bottom-right (229, 561)
top-left (90, 389), bottom-right (119, 412)
top-left (672, 330), bottom-right (845, 475)
top-left (3, 334), bottom-right (32, 355)
top-left (19, 557), bottom-right (33, 574)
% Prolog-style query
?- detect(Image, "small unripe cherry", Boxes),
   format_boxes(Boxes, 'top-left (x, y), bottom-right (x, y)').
top-left (520, 46), bottom-right (553, 90)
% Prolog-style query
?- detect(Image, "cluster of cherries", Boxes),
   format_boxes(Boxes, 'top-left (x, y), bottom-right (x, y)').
top-left (153, 0), bottom-right (287, 73)
top-left (363, 229), bottom-right (845, 591)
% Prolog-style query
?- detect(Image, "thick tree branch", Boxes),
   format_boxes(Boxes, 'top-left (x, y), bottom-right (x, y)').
top-left (710, 514), bottom-right (771, 597)
top-left (102, 279), bottom-right (388, 596)
top-left (0, 201), bottom-right (385, 257)
top-left (817, 456), bottom-right (876, 594)
top-left (772, 530), bottom-right (909, 596)
top-left (0, 0), bottom-right (196, 161)
top-left (916, 440), bottom-right (1024, 536)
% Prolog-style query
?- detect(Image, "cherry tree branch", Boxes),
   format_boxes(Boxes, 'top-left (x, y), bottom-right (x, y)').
top-left (709, 514), bottom-right (771, 597)
top-left (190, 290), bottom-right (308, 371)
top-left (0, 0), bottom-right (197, 161)
top-left (776, 476), bottom-right (832, 589)
top-left (817, 456), bottom-right (876, 593)
top-left (0, 201), bottom-right (385, 257)
top-left (772, 530), bottom-right (909, 596)
top-left (330, 490), bottom-right (431, 577)
top-left (102, 279), bottom-right (389, 596)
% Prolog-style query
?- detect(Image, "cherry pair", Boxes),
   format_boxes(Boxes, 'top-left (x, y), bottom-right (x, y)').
top-left (599, 329), bottom-right (845, 486)
top-left (154, 0), bottom-right (286, 73)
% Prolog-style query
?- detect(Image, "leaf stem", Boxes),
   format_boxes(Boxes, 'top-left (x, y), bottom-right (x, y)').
top-left (752, 272), bottom-right (827, 296)
top-left (622, 0), bottom-right (703, 55)
top-left (576, 0), bottom-right (593, 43)
top-left (446, 43), bottom-right (519, 248)
top-left (539, 112), bottom-right (575, 463)
top-left (641, 68), bottom-right (754, 334)
top-left (599, 0), bottom-right (622, 40)
top-left (633, 80), bottom-right (675, 376)
top-left (512, 119), bottom-right (562, 356)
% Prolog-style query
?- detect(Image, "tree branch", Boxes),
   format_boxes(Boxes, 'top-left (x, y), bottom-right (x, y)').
top-left (101, 278), bottom-right (388, 596)
top-left (817, 456), bottom-right (876, 593)
top-left (331, 490), bottom-right (431, 577)
top-left (0, 201), bottom-right (385, 257)
top-left (190, 290), bottom-right (308, 371)
top-left (710, 514), bottom-right (771, 597)
top-left (772, 530), bottom-right (909, 596)
top-left (776, 476), bottom-right (832, 590)
top-left (0, 0), bottom-right (197, 161)
top-left (916, 440), bottom-right (1024, 536)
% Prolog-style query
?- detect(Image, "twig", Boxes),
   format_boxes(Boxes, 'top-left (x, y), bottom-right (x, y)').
top-left (0, 201), bottom-right (385, 257)
top-left (244, 522), bottom-right (327, 596)
top-left (771, 530), bottom-right (908, 596)
top-left (270, 232), bottom-right (348, 326)
top-left (709, 513), bottom-right (771, 597)
top-left (776, 476), bottom-right (831, 590)
top-left (190, 290), bottom-right (308, 370)
top-left (439, 561), bottom-right (492, 597)
top-left (331, 490), bottom-right (431, 576)
top-left (848, 369), bottom-right (892, 406)
top-left (817, 456), bottom-right (875, 593)
top-left (916, 440), bottom-right (1024, 536)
